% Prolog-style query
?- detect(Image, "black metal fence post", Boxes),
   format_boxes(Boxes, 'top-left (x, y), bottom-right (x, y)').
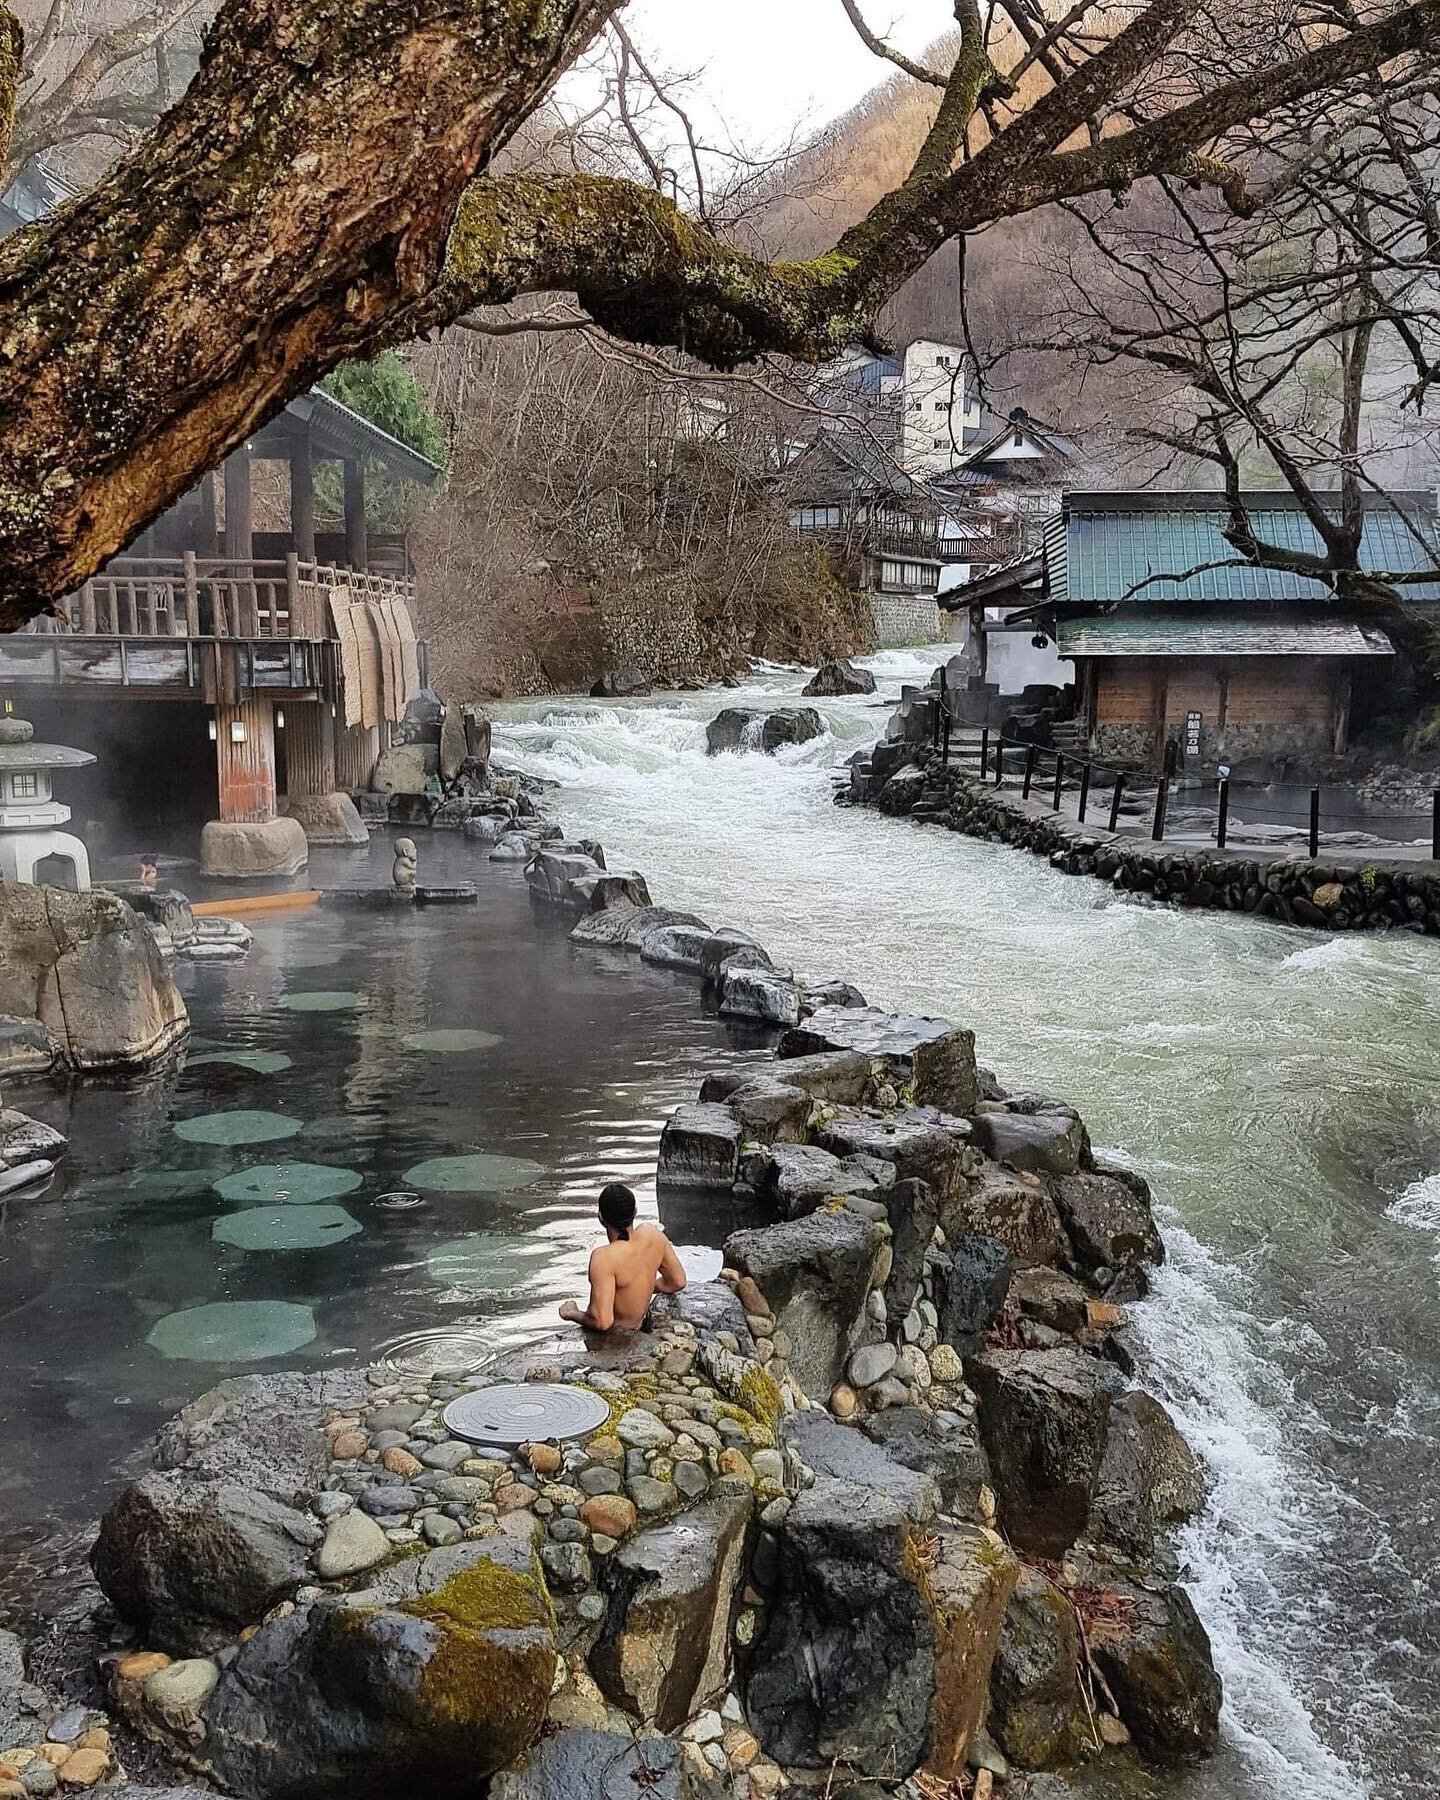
top-left (1151, 777), bottom-right (1170, 841)
top-left (1078, 764), bottom-right (1092, 824)
top-left (941, 698), bottom-right (951, 768)
top-left (1308, 788), bottom-right (1320, 859)
top-left (1051, 753), bottom-right (1064, 812)
top-left (995, 741), bottom-right (1005, 789)
top-left (1433, 790), bottom-right (1440, 862)
top-left (1022, 743), bottom-right (1037, 800)
top-left (1217, 778), bottom-right (1230, 850)
top-left (979, 727), bottom-right (989, 780)
top-left (1109, 772), bottom-right (1125, 832)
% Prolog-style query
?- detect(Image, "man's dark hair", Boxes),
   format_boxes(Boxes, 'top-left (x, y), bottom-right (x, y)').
top-left (598, 1182), bottom-right (637, 1241)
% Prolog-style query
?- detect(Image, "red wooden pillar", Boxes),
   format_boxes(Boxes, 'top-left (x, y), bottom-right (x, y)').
top-left (214, 700), bottom-right (278, 823)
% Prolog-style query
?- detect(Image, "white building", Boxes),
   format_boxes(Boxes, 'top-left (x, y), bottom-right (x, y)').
top-left (900, 340), bottom-right (983, 477)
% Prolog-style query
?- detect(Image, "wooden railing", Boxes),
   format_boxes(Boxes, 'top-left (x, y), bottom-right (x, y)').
top-left (53, 555), bottom-right (416, 642)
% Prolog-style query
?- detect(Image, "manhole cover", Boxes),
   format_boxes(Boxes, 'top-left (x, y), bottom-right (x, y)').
top-left (442, 1383), bottom-right (611, 1446)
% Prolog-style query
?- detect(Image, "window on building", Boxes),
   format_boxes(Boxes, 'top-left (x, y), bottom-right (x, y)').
top-left (934, 400), bottom-right (947, 412)
top-left (880, 559), bottom-right (940, 593)
top-left (790, 505), bottom-right (844, 531)
top-left (10, 773), bottom-right (37, 799)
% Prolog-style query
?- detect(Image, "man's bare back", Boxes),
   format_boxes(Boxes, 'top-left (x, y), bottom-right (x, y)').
top-left (560, 1184), bottom-right (686, 1333)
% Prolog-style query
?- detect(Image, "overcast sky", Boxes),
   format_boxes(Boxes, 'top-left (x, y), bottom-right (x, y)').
top-left (620, 0), bottom-right (939, 150)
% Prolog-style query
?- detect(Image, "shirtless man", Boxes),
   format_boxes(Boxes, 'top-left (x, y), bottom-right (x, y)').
top-left (559, 1183), bottom-right (686, 1332)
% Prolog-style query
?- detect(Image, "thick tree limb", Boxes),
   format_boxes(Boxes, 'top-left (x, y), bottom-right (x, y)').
top-left (1, 0), bottom-right (1439, 623)
top-left (0, 1), bottom-right (20, 174)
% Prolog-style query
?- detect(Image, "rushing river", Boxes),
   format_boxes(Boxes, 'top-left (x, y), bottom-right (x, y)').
top-left (495, 650), bottom-right (1440, 1800)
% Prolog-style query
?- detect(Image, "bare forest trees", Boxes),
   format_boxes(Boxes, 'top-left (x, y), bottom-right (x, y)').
top-left (1, 0), bottom-right (1439, 625)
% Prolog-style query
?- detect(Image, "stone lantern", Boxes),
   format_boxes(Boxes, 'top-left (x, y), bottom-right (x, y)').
top-left (0, 717), bottom-right (96, 891)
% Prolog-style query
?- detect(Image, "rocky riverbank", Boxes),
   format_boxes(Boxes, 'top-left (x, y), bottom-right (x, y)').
top-left (845, 671), bottom-right (1440, 934)
top-left (2, 698), bottom-right (1224, 1800)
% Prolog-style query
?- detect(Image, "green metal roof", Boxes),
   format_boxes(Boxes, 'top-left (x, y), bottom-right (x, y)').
top-left (1061, 492), bottom-right (1440, 602)
top-left (1056, 610), bottom-right (1396, 658)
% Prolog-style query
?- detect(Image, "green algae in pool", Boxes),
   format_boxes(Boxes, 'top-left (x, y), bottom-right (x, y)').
top-left (282, 990), bottom-right (363, 1012)
top-left (405, 1153), bottom-right (545, 1192)
top-left (214, 1204), bottom-right (362, 1252)
top-left (214, 1162), bottom-right (363, 1205)
top-left (174, 1110), bottom-right (305, 1146)
top-left (146, 1300), bottom-right (318, 1362)
top-left (401, 1028), bottom-right (503, 1054)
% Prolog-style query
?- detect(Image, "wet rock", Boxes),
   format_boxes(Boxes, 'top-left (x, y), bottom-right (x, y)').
top-left (882, 1176), bottom-right (938, 1323)
top-left (697, 929), bottom-right (771, 985)
top-left (933, 1234), bottom-right (1013, 1355)
top-left (315, 1510), bottom-right (389, 1580)
top-left (706, 1050), bottom-right (870, 1106)
top-left (91, 1473), bottom-right (319, 1656)
top-left (1088, 1574), bottom-right (1222, 1760)
top-left (639, 924), bottom-right (713, 974)
top-left (140, 1658), bottom-right (219, 1747)
top-left (816, 1109), bottom-right (968, 1207)
top-left (724, 1209), bottom-right (886, 1397)
top-left (989, 1566), bottom-right (1091, 1770)
top-left (782, 1412), bottom-right (937, 1523)
top-left (705, 707), bottom-right (824, 756)
top-left (1050, 1168), bottom-right (1165, 1276)
top-left (590, 668), bottom-right (652, 698)
top-left (1009, 1266), bottom-right (1090, 1336)
top-left (0, 1015), bottom-right (61, 1076)
top-left (1092, 1393), bottom-right (1205, 1558)
top-left (282, 792), bottom-right (369, 847)
top-left (203, 1539), bottom-right (555, 1800)
top-left (925, 1525), bottom-right (1022, 1781)
top-left (371, 743), bottom-right (438, 795)
top-left (780, 1006), bottom-right (978, 1113)
top-left (590, 1493), bottom-right (752, 1729)
top-left (722, 1077), bottom-right (811, 1145)
top-left (0, 886), bottom-right (188, 1071)
top-left (803, 660), bottom-right (876, 697)
top-left (718, 966), bottom-right (802, 1028)
top-left (965, 1349), bottom-right (1126, 1556)
top-left (744, 1143), bottom-right (885, 1219)
top-left (491, 1729), bottom-right (701, 1800)
top-left (581, 871), bottom-right (652, 913)
top-left (970, 1103), bottom-right (1089, 1176)
top-left (658, 1104), bottom-right (743, 1190)
top-left (943, 1162), bottom-right (1069, 1267)
top-left (859, 1406), bottom-right (990, 1517)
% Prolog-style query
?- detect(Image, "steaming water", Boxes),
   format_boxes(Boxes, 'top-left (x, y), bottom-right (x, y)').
top-left (494, 651), bottom-right (1440, 1800)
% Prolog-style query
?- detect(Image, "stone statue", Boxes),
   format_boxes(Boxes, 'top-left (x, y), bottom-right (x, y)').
top-left (392, 837), bottom-right (418, 892)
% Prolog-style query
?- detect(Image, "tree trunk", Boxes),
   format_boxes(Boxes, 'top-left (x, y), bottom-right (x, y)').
top-left (0, 0), bottom-right (618, 623)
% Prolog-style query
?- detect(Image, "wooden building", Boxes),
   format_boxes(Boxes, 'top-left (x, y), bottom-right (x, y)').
top-left (2, 391), bottom-right (441, 875)
top-left (942, 489), bottom-right (1440, 767)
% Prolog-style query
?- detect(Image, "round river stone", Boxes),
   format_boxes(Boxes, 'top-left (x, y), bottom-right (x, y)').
top-left (213, 1204), bottom-right (362, 1252)
top-left (173, 1110), bottom-right (304, 1147)
top-left (146, 1300), bottom-right (317, 1363)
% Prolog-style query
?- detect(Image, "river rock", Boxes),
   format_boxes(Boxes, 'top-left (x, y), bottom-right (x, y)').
top-left (746, 1142), bottom-right (887, 1219)
top-left (491, 1729), bottom-right (699, 1800)
top-left (140, 1658), bottom-right (219, 1746)
top-left (722, 1076), bottom-right (811, 1145)
top-left (965, 1349), bottom-right (1126, 1556)
top-left (746, 1478), bottom-right (1014, 1778)
top-left (590, 1492), bottom-right (752, 1729)
top-left (780, 1006), bottom-right (978, 1113)
top-left (1092, 1392), bottom-right (1205, 1557)
top-left (203, 1539), bottom-right (555, 1800)
top-left (581, 871), bottom-right (652, 913)
top-left (658, 1103), bottom-right (742, 1189)
top-left (882, 1176), bottom-right (938, 1322)
top-left (970, 1102), bottom-right (1089, 1176)
top-left (0, 885), bottom-right (188, 1071)
top-left (934, 1234), bottom-right (1013, 1354)
top-left (718, 965), bottom-right (802, 1028)
top-left (372, 743), bottom-right (438, 795)
top-left (782, 1412), bottom-right (937, 1523)
top-left (1009, 1266), bottom-right (1090, 1336)
top-left (572, 904), bottom-right (711, 952)
top-left (1087, 1573), bottom-right (1221, 1760)
top-left (816, 1109), bottom-right (969, 1206)
top-left (724, 1208), bottom-right (886, 1397)
top-left (697, 928), bottom-right (770, 985)
top-left (944, 1162), bottom-right (1069, 1266)
top-left (989, 1565), bottom-right (1091, 1770)
top-left (590, 667), bottom-right (652, 698)
top-left (859, 1405), bottom-right (990, 1517)
top-left (1050, 1167), bottom-right (1165, 1276)
top-left (847, 1342), bottom-right (898, 1389)
top-left (315, 1509), bottom-right (389, 1580)
top-left (396, 688), bottom-right (444, 745)
top-left (704, 707), bottom-right (823, 755)
top-left (638, 923), bottom-right (713, 974)
top-left (438, 705), bottom-right (467, 781)
top-left (0, 1014), bottom-right (61, 1075)
top-left (92, 1473), bottom-right (319, 1655)
top-left (803, 660), bottom-right (876, 697)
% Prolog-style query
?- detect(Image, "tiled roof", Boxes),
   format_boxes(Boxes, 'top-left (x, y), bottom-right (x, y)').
top-left (1056, 609), bottom-right (1396, 658)
top-left (1060, 492), bottom-right (1440, 602)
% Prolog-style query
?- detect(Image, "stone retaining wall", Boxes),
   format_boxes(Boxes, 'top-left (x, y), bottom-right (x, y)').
top-left (869, 591), bottom-right (943, 649)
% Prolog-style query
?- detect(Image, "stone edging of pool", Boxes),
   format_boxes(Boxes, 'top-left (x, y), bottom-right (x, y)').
top-left (6, 791), bottom-right (1223, 1800)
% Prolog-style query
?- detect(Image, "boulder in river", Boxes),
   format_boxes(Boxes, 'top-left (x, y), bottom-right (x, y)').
top-left (816, 1107), bottom-right (969, 1207)
top-left (965, 1347), bottom-right (1126, 1556)
top-left (1051, 1166), bottom-right (1165, 1278)
top-left (780, 1005), bottom-right (978, 1114)
top-left (971, 1100), bottom-right (1090, 1177)
top-left (658, 1102), bottom-right (743, 1189)
top-left (943, 1160), bottom-right (1069, 1267)
top-left (704, 707), bottom-right (823, 756)
top-left (933, 1233), bottom-right (1013, 1354)
top-left (1091, 1391), bottom-right (1206, 1557)
top-left (989, 1564), bottom-right (1093, 1770)
top-left (0, 884), bottom-right (187, 1071)
top-left (1087, 1572), bottom-right (1222, 1761)
top-left (803, 659), bottom-right (877, 697)
top-left (718, 963), bottom-right (802, 1027)
top-left (590, 667), bottom-right (653, 698)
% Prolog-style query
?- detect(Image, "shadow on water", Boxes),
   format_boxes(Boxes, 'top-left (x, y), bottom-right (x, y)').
top-left (0, 836), bottom-right (779, 1589)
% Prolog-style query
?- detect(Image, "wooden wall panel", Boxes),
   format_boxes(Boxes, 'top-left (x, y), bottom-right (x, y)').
top-left (215, 699), bottom-right (277, 823)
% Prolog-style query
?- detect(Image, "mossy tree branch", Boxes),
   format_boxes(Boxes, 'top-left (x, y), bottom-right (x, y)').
top-left (0, 0), bottom-right (1438, 623)
top-left (0, 1), bottom-right (20, 176)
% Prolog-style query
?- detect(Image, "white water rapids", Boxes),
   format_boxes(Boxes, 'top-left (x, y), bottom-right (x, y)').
top-left (495, 649), bottom-right (1440, 1800)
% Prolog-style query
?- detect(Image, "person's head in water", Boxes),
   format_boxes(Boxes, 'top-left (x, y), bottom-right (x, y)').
top-left (598, 1182), bottom-right (637, 1242)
